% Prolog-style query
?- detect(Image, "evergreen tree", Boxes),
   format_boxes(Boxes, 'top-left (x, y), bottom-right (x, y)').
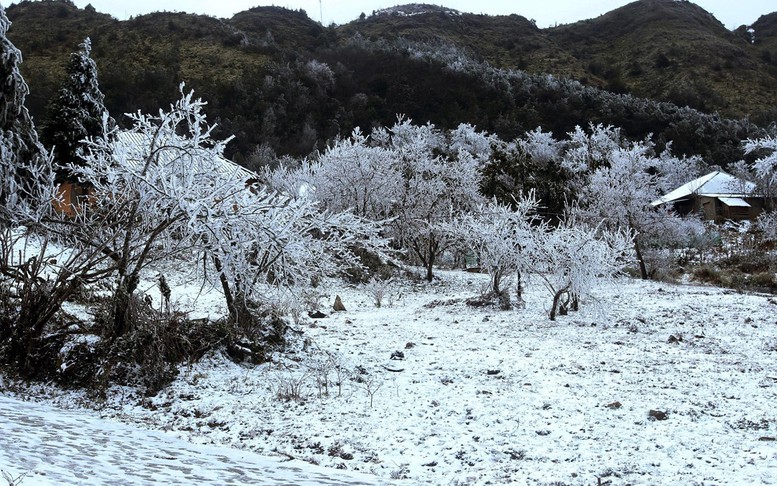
top-left (42, 37), bottom-right (113, 179)
top-left (0, 6), bottom-right (47, 206)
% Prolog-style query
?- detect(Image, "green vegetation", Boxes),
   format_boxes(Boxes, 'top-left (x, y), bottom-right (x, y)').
top-left (6, 0), bottom-right (777, 164)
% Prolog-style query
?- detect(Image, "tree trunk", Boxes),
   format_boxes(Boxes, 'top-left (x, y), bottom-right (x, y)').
top-left (213, 256), bottom-right (253, 330)
top-left (213, 256), bottom-right (236, 323)
top-left (425, 238), bottom-right (435, 282)
top-left (633, 237), bottom-right (648, 280)
top-left (112, 273), bottom-right (140, 338)
top-left (549, 285), bottom-right (570, 321)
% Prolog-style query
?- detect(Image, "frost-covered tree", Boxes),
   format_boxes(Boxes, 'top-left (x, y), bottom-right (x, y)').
top-left (756, 210), bottom-right (777, 242)
top-left (531, 220), bottom-right (634, 320)
top-left (568, 127), bottom-right (694, 279)
top-left (450, 194), bottom-right (539, 309)
top-left (563, 124), bottom-right (623, 183)
top-left (309, 128), bottom-right (400, 219)
top-left (744, 135), bottom-right (777, 209)
top-left (0, 6), bottom-right (47, 207)
top-left (74, 86), bottom-right (385, 335)
top-left (517, 127), bottom-right (564, 167)
top-left (42, 37), bottom-right (113, 178)
top-left (384, 118), bottom-right (486, 281)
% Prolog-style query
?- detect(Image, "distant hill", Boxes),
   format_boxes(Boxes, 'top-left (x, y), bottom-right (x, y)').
top-left (546, 0), bottom-right (777, 120)
top-left (5, 0), bottom-right (776, 165)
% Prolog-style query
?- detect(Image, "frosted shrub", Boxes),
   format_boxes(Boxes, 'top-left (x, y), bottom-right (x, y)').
top-left (531, 221), bottom-right (634, 320)
top-left (756, 211), bottom-right (777, 243)
top-left (364, 276), bottom-right (394, 308)
top-left (450, 194), bottom-right (540, 308)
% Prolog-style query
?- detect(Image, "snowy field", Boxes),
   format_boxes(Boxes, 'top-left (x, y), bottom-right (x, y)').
top-left (3, 270), bottom-right (777, 485)
top-left (0, 393), bottom-right (384, 485)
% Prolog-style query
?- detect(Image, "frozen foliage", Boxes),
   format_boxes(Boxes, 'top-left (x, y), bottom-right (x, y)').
top-left (447, 122), bottom-right (497, 163)
top-left (72, 86), bottom-right (385, 333)
top-left (43, 37), bottom-right (114, 173)
top-left (744, 135), bottom-right (777, 201)
top-left (517, 127), bottom-right (563, 167)
top-left (651, 143), bottom-right (705, 195)
top-left (381, 118), bottom-right (486, 281)
top-left (756, 210), bottom-right (777, 242)
top-left (569, 125), bottom-right (698, 279)
top-left (275, 117), bottom-right (489, 282)
top-left (449, 195), bottom-right (539, 305)
top-left (308, 128), bottom-right (400, 219)
top-left (530, 220), bottom-right (634, 320)
top-left (0, 6), bottom-right (47, 207)
top-left (563, 124), bottom-right (624, 179)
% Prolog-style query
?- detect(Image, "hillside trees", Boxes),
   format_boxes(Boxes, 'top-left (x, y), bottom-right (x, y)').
top-left (42, 37), bottom-right (114, 178)
top-left (72, 86), bottom-right (386, 339)
top-left (0, 8), bottom-right (118, 376)
top-left (0, 6), bottom-right (47, 206)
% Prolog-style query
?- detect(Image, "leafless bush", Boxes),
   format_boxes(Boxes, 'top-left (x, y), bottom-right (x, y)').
top-left (1, 469), bottom-right (27, 486)
top-left (0, 228), bottom-right (114, 379)
top-left (88, 295), bottom-right (228, 396)
top-left (306, 350), bottom-right (348, 398)
top-left (364, 276), bottom-right (394, 308)
top-left (272, 365), bottom-right (309, 402)
top-left (359, 372), bottom-right (383, 408)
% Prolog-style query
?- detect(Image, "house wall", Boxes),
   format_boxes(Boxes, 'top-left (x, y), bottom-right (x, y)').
top-left (699, 196), bottom-right (763, 223)
top-left (671, 196), bottom-right (764, 222)
top-left (54, 182), bottom-right (92, 216)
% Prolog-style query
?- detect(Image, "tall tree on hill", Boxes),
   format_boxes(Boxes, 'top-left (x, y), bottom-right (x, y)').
top-left (42, 37), bottom-right (113, 180)
top-left (0, 6), bottom-right (47, 207)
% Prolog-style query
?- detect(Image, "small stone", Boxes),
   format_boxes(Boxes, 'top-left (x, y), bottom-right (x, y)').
top-left (333, 295), bottom-right (346, 312)
top-left (405, 342), bottom-right (416, 349)
top-left (308, 310), bottom-right (328, 319)
top-left (606, 401), bottom-right (622, 409)
top-left (486, 369), bottom-right (501, 375)
top-left (390, 350), bottom-right (405, 360)
top-left (648, 409), bottom-right (668, 421)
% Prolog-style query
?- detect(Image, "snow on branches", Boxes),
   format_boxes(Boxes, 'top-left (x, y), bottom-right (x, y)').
top-left (72, 86), bottom-right (385, 333)
top-left (449, 194), bottom-right (540, 308)
top-left (530, 219), bottom-right (634, 320)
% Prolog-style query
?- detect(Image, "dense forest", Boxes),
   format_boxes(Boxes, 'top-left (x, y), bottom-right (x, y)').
top-left (5, 0), bottom-right (777, 167)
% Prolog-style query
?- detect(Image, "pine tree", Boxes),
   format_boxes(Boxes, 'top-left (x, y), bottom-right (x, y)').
top-left (0, 6), bottom-right (47, 207)
top-left (42, 37), bottom-right (113, 179)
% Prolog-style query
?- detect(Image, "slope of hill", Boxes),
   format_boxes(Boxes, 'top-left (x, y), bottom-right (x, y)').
top-left (546, 0), bottom-right (777, 119)
top-left (5, 0), bottom-right (775, 165)
top-left (338, 4), bottom-right (592, 81)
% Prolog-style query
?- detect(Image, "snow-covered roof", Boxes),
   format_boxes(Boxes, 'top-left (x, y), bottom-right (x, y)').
top-left (718, 197), bottom-right (750, 208)
top-left (114, 131), bottom-right (256, 181)
top-left (651, 171), bottom-right (757, 206)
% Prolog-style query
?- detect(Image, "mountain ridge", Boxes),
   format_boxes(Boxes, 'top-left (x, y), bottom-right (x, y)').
top-left (5, 0), bottom-right (776, 164)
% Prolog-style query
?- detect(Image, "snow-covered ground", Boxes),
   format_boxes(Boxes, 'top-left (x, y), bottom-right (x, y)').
top-left (0, 393), bottom-right (385, 485)
top-left (3, 270), bottom-right (777, 485)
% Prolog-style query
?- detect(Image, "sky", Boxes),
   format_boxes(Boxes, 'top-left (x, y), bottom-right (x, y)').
top-left (69, 0), bottom-right (775, 30)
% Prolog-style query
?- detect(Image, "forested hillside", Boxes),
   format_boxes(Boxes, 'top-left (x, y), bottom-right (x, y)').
top-left (6, 0), bottom-right (777, 165)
